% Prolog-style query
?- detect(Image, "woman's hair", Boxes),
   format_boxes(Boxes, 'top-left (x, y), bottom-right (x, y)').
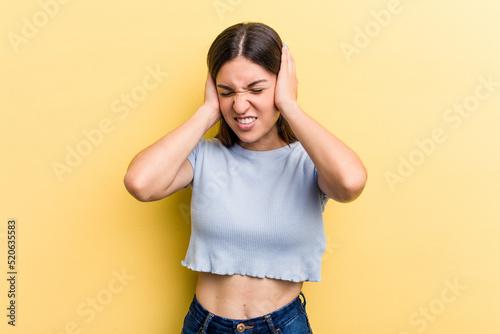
top-left (207, 22), bottom-right (298, 147)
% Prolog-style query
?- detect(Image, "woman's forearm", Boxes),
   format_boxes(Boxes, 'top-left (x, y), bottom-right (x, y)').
top-left (282, 102), bottom-right (367, 202)
top-left (274, 43), bottom-right (366, 202)
top-left (124, 105), bottom-right (218, 201)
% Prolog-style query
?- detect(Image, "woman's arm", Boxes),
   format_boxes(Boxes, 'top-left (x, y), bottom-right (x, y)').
top-left (124, 73), bottom-right (221, 202)
top-left (275, 43), bottom-right (367, 203)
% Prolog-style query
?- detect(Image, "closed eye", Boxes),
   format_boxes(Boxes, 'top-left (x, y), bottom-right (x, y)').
top-left (218, 88), bottom-right (266, 97)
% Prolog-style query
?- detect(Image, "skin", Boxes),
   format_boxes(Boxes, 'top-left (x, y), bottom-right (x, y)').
top-left (124, 43), bottom-right (367, 319)
top-left (215, 56), bottom-right (283, 151)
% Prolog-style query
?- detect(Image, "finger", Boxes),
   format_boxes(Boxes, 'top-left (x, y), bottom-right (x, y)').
top-left (206, 71), bottom-right (213, 89)
top-left (283, 42), bottom-right (294, 74)
top-left (281, 43), bottom-right (288, 71)
top-left (287, 43), bottom-right (296, 73)
top-left (289, 48), bottom-right (295, 74)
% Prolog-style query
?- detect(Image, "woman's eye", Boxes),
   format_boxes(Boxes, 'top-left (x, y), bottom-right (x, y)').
top-left (219, 89), bottom-right (263, 97)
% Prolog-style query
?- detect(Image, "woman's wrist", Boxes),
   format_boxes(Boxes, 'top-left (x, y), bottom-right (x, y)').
top-left (278, 101), bottom-right (301, 121)
top-left (195, 104), bottom-right (221, 132)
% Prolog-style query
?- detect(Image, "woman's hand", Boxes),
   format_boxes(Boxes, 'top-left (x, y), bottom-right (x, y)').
top-left (275, 42), bottom-right (299, 115)
top-left (202, 72), bottom-right (222, 126)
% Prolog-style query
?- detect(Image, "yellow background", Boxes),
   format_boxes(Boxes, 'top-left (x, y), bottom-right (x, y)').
top-left (1, 0), bottom-right (499, 333)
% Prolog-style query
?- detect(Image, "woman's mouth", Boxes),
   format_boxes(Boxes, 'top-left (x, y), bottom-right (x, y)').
top-left (235, 117), bottom-right (257, 130)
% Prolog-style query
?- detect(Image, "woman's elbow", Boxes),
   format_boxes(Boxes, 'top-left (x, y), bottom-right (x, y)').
top-left (124, 171), bottom-right (155, 202)
top-left (336, 169), bottom-right (368, 203)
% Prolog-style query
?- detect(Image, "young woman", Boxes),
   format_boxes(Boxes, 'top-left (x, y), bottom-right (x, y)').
top-left (124, 22), bottom-right (367, 334)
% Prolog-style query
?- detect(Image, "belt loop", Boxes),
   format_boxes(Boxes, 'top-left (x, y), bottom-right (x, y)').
top-left (200, 313), bottom-right (214, 334)
top-left (299, 292), bottom-right (306, 307)
top-left (265, 314), bottom-right (277, 334)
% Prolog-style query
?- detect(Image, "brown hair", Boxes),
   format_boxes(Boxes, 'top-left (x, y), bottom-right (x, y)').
top-left (207, 22), bottom-right (297, 147)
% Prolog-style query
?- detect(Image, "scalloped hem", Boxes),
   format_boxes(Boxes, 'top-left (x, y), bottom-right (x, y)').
top-left (180, 261), bottom-right (321, 283)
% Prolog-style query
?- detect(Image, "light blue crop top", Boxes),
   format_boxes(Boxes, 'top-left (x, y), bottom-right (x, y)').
top-left (182, 138), bottom-right (329, 282)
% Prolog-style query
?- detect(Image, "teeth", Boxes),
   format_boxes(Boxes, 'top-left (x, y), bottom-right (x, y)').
top-left (236, 117), bottom-right (256, 124)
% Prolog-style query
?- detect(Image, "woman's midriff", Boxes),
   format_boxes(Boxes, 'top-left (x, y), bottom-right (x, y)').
top-left (195, 272), bottom-right (303, 319)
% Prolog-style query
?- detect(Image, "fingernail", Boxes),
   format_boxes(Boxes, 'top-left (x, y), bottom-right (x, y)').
top-left (284, 41), bottom-right (288, 50)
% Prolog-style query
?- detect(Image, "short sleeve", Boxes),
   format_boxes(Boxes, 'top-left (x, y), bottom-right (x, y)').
top-left (314, 167), bottom-right (330, 212)
top-left (187, 139), bottom-right (203, 171)
top-left (186, 138), bottom-right (206, 188)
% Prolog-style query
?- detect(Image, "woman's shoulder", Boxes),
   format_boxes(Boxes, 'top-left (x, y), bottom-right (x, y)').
top-left (196, 137), bottom-right (226, 150)
top-left (192, 137), bottom-right (231, 157)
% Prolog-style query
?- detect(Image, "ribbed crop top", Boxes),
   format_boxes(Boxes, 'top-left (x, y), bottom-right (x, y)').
top-left (181, 138), bottom-right (329, 282)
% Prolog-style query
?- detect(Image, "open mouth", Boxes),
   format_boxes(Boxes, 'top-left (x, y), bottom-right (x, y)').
top-left (235, 117), bottom-right (257, 124)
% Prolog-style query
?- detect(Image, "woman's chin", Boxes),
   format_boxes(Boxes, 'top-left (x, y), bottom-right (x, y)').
top-left (236, 135), bottom-right (258, 146)
top-left (229, 126), bottom-right (258, 143)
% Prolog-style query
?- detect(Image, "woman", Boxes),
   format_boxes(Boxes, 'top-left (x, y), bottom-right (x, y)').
top-left (124, 22), bottom-right (367, 334)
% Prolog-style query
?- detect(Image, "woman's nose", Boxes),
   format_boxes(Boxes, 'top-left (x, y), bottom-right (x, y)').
top-left (232, 94), bottom-right (250, 114)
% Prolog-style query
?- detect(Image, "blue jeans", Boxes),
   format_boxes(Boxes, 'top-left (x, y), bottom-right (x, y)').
top-left (181, 292), bottom-right (313, 334)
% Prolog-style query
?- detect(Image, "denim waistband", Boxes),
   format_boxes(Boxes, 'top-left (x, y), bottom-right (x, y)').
top-left (188, 292), bottom-right (306, 333)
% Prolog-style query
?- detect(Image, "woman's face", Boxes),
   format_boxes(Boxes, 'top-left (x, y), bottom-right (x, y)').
top-left (215, 57), bottom-right (283, 151)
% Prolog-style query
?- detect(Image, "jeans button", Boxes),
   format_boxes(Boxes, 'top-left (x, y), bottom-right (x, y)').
top-left (236, 323), bottom-right (246, 332)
